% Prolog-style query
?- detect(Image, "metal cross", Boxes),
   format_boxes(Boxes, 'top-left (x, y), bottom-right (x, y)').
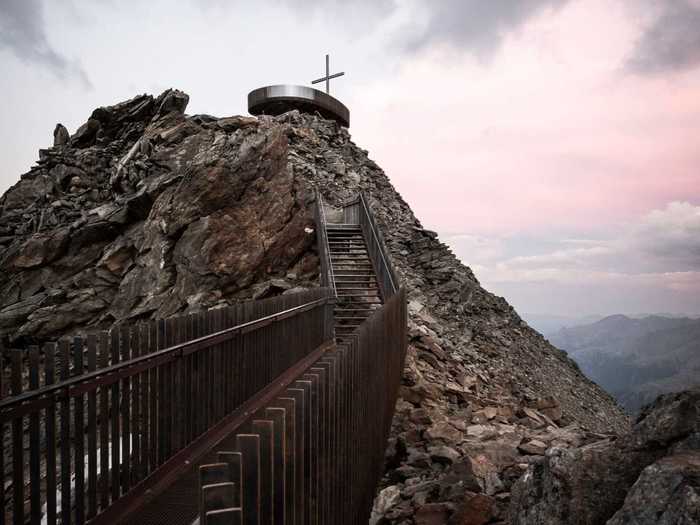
top-left (311, 54), bottom-right (345, 94)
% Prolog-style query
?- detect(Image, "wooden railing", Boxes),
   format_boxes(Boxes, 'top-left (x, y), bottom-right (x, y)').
top-left (0, 288), bottom-right (334, 525)
top-left (198, 287), bottom-right (408, 524)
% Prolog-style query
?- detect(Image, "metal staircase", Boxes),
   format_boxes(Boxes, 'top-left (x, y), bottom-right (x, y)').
top-left (314, 191), bottom-right (400, 347)
top-left (326, 224), bottom-right (383, 343)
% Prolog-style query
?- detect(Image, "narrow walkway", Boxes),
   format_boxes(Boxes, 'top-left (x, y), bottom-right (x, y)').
top-left (326, 223), bottom-right (383, 344)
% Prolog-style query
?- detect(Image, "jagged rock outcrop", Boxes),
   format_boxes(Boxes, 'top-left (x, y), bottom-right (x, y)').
top-left (509, 388), bottom-right (700, 525)
top-left (0, 90), bottom-right (630, 523)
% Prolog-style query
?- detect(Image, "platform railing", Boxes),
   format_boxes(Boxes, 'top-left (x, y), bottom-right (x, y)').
top-left (198, 287), bottom-right (408, 525)
top-left (313, 190), bottom-right (337, 298)
top-left (0, 288), bottom-right (334, 525)
top-left (352, 192), bottom-right (399, 301)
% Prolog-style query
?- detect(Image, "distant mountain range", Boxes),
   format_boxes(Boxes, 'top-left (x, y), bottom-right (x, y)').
top-left (547, 315), bottom-right (700, 413)
top-left (523, 312), bottom-right (700, 335)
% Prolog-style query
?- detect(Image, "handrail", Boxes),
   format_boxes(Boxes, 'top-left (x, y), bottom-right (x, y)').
top-left (358, 192), bottom-right (397, 293)
top-left (357, 192), bottom-right (399, 298)
top-left (314, 190), bottom-right (337, 297)
top-left (0, 296), bottom-right (331, 411)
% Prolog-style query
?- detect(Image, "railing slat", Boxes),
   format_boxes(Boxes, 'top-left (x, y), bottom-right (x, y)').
top-left (110, 329), bottom-right (121, 503)
top-left (236, 434), bottom-right (260, 525)
top-left (73, 337), bottom-right (86, 524)
top-left (251, 420), bottom-right (274, 524)
top-left (138, 323), bottom-right (149, 481)
top-left (86, 334), bottom-right (98, 518)
top-left (10, 350), bottom-right (24, 525)
top-left (44, 344), bottom-right (57, 525)
top-left (0, 342), bottom-right (4, 525)
top-left (98, 332), bottom-right (110, 510)
top-left (130, 327), bottom-right (141, 486)
top-left (148, 321), bottom-right (158, 475)
top-left (58, 340), bottom-right (71, 524)
top-left (120, 327), bottom-right (131, 497)
top-left (217, 452), bottom-right (242, 508)
top-left (28, 347), bottom-right (41, 525)
top-left (156, 319), bottom-right (166, 466)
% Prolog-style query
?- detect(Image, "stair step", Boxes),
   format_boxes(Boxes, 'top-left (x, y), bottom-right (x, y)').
top-left (337, 298), bottom-right (381, 303)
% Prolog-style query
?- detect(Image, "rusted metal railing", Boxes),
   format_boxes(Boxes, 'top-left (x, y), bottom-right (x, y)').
top-left (0, 288), bottom-right (334, 525)
top-left (313, 190), bottom-right (337, 298)
top-left (355, 192), bottom-right (399, 301)
top-left (198, 287), bottom-right (408, 524)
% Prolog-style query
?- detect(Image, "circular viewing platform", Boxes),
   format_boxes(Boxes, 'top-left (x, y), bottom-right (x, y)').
top-left (248, 85), bottom-right (350, 127)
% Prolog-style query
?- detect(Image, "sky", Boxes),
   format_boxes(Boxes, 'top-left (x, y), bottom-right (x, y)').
top-left (1, 0), bottom-right (699, 318)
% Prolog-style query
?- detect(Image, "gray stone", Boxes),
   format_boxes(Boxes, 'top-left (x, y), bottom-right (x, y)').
top-left (606, 453), bottom-right (700, 525)
top-left (518, 439), bottom-right (547, 456)
top-left (53, 123), bottom-right (70, 146)
top-left (509, 388), bottom-right (700, 525)
top-left (429, 445), bottom-right (460, 465)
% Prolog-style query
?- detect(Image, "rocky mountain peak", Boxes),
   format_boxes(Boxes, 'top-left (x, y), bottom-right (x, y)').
top-left (0, 90), bottom-right (632, 523)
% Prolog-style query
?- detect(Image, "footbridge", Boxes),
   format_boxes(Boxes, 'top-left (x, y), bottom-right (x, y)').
top-left (0, 192), bottom-right (407, 525)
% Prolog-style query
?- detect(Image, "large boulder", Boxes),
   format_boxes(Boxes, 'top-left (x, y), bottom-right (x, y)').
top-left (509, 388), bottom-right (700, 524)
top-left (607, 453), bottom-right (700, 525)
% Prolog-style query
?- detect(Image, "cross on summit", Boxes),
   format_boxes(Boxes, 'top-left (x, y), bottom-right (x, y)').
top-left (311, 54), bottom-right (345, 95)
top-left (247, 53), bottom-right (350, 127)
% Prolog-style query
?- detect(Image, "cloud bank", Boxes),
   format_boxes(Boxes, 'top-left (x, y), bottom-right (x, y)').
top-left (445, 202), bottom-right (700, 315)
top-left (0, 0), bottom-right (91, 87)
top-left (403, 0), bottom-right (570, 58)
top-left (627, 0), bottom-right (700, 74)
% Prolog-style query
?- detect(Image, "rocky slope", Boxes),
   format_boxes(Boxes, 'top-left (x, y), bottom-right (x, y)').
top-left (549, 315), bottom-right (700, 413)
top-left (0, 90), bottom-right (629, 524)
top-left (510, 387), bottom-right (700, 524)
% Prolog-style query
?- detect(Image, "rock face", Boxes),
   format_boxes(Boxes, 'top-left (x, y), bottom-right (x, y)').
top-left (0, 90), bottom-right (629, 523)
top-left (510, 388), bottom-right (700, 525)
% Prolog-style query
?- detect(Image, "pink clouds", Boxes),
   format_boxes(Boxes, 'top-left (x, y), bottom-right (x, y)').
top-left (351, 0), bottom-right (700, 235)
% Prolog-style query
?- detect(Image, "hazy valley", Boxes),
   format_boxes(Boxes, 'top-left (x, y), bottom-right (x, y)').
top-left (547, 314), bottom-right (700, 413)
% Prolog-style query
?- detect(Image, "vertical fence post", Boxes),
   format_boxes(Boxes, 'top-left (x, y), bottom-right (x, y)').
top-left (28, 347), bottom-right (41, 525)
top-left (98, 332), bottom-right (110, 511)
top-left (0, 339), bottom-right (4, 525)
top-left (58, 340), bottom-right (72, 524)
top-left (74, 337), bottom-right (86, 525)
top-left (110, 329), bottom-right (121, 504)
top-left (10, 349), bottom-right (24, 525)
top-left (44, 343), bottom-right (57, 525)
top-left (87, 334), bottom-right (98, 519)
